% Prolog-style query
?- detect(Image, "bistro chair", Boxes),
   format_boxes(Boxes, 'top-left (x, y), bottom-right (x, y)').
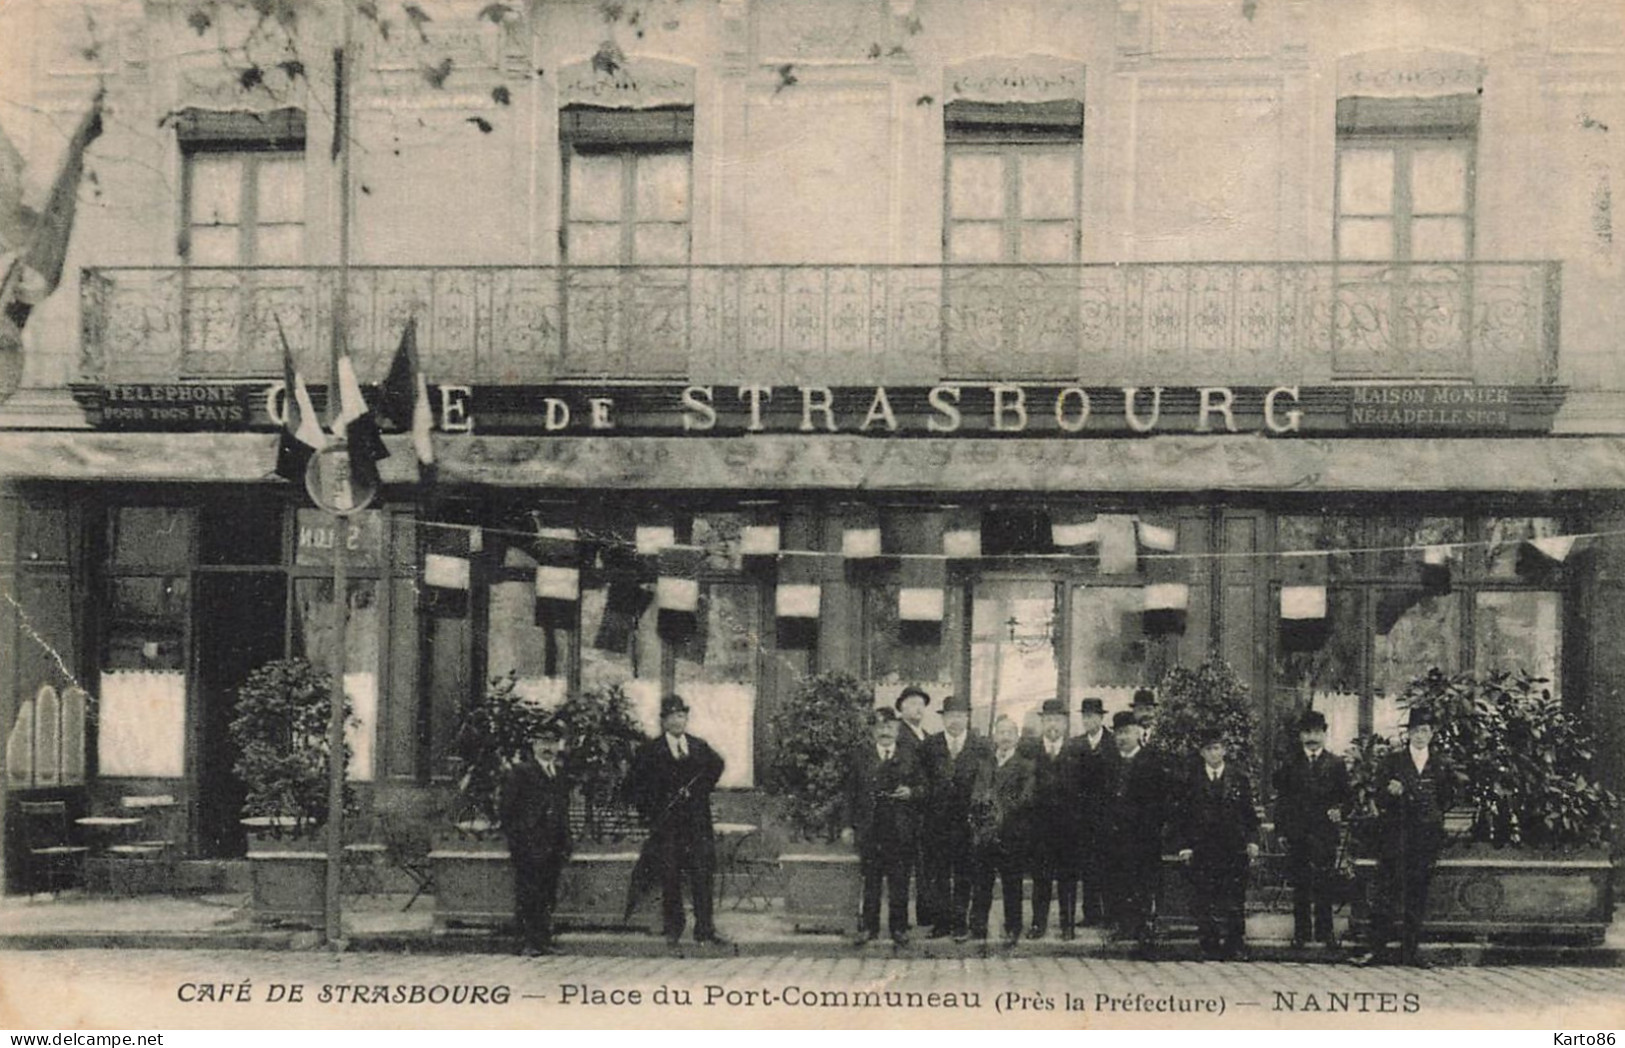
top-left (18, 800), bottom-right (89, 895)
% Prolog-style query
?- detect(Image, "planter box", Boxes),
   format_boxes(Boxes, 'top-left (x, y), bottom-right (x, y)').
top-left (1350, 850), bottom-right (1615, 946)
top-left (429, 848), bottom-right (656, 932)
top-left (780, 852), bottom-right (860, 933)
top-left (248, 851), bottom-right (326, 926)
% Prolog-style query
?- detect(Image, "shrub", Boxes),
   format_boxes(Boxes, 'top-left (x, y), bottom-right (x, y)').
top-left (452, 673), bottom-right (553, 826)
top-left (1152, 659), bottom-right (1258, 782)
top-left (229, 657), bottom-right (354, 836)
top-left (551, 682), bottom-right (646, 841)
top-left (765, 671), bottom-right (873, 842)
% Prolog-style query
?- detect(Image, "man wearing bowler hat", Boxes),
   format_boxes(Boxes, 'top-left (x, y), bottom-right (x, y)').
top-left (1175, 727), bottom-right (1260, 960)
top-left (846, 706), bottom-right (924, 945)
top-left (919, 694), bottom-right (988, 938)
top-left (630, 694), bottom-right (727, 946)
top-left (1273, 708), bottom-right (1352, 947)
top-left (892, 684), bottom-right (937, 927)
top-left (1020, 697), bottom-right (1080, 939)
top-left (1103, 709), bottom-right (1169, 955)
top-left (1063, 696), bottom-right (1118, 927)
top-left (500, 719), bottom-right (572, 956)
top-left (1353, 706), bottom-right (1454, 968)
top-left (1132, 687), bottom-right (1159, 740)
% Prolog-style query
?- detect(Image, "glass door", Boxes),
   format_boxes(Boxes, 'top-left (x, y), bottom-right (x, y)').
top-left (968, 578), bottom-right (1060, 737)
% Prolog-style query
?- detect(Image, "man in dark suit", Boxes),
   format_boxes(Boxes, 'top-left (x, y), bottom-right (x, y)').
top-left (500, 721), bottom-right (573, 956)
top-left (629, 694), bottom-right (727, 946)
top-left (919, 694), bottom-right (988, 939)
top-left (1064, 696), bottom-right (1118, 927)
top-left (1103, 710), bottom-right (1169, 954)
top-left (968, 715), bottom-right (1035, 944)
top-left (1273, 708), bottom-right (1353, 947)
top-left (892, 684), bottom-right (937, 929)
top-left (1020, 697), bottom-right (1078, 940)
top-left (846, 706), bottom-right (924, 945)
top-left (1354, 707), bottom-right (1455, 969)
top-left (1175, 727), bottom-right (1260, 960)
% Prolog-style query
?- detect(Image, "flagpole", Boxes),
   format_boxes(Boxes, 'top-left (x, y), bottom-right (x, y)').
top-left (324, 0), bottom-right (356, 949)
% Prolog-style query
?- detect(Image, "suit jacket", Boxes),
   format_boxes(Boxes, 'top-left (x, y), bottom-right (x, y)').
top-left (895, 721), bottom-right (934, 756)
top-left (1063, 729), bottom-right (1119, 837)
top-left (1374, 747), bottom-right (1455, 859)
top-left (922, 730), bottom-right (991, 841)
top-left (1272, 748), bottom-right (1352, 846)
top-left (847, 741), bottom-right (924, 858)
top-left (629, 733), bottom-right (725, 844)
top-left (970, 749), bottom-right (1035, 852)
top-left (1176, 764), bottom-right (1260, 861)
top-left (499, 757), bottom-right (573, 863)
top-left (1104, 747), bottom-right (1169, 863)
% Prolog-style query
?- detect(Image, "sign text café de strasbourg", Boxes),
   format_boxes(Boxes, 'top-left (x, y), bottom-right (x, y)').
top-left (96, 380), bottom-right (1533, 436)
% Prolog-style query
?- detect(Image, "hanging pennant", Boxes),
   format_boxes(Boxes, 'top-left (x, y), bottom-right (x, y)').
top-left (775, 549), bottom-right (821, 647)
top-left (897, 556), bottom-right (947, 645)
top-left (420, 524), bottom-right (477, 616)
top-left (1051, 508), bottom-right (1100, 550)
top-left (1136, 515), bottom-right (1179, 554)
top-left (534, 564), bottom-right (580, 626)
top-left (594, 575), bottom-right (653, 653)
top-left (1142, 582), bottom-right (1190, 635)
top-left (942, 507), bottom-right (983, 561)
top-left (424, 553), bottom-right (470, 591)
top-left (1421, 544), bottom-right (1453, 595)
top-left (1280, 584), bottom-right (1330, 651)
top-left (1097, 515), bottom-right (1139, 575)
top-left (635, 524), bottom-right (677, 557)
top-left (656, 548), bottom-right (702, 639)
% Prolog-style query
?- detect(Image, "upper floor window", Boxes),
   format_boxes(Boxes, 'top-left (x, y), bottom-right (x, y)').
top-left (944, 101), bottom-right (1082, 264)
top-left (561, 107), bottom-right (692, 265)
top-left (1335, 94), bottom-right (1476, 262)
top-left (176, 109), bottom-right (306, 267)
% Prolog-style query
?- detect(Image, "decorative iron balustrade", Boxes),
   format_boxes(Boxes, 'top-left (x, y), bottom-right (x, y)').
top-left (80, 262), bottom-right (1561, 387)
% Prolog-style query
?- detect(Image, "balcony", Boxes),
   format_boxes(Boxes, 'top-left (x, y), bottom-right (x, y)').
top-left (80, 262), bottom-right (1561, 387)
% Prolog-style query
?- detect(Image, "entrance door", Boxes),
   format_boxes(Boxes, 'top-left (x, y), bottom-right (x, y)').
top-left (193, 573), bottom-right (285, 858)
top-left (969, 578), bottom-right (1061, 736)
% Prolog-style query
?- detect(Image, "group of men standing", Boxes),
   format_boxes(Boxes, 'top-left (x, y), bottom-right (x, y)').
top-left (847, 685), bottom-right (1255, 956)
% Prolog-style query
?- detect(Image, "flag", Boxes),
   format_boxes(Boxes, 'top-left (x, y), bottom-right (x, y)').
top-left (942, 507), bottom-right (982, 561)
top-left (378, 318), bottom-right (435, 468)
top-left (333, 353), bottom-right (387, 493)
top-left (274, 317), bottom-right (329, 483)
top-left (0, 90), bottom-right (104, 402)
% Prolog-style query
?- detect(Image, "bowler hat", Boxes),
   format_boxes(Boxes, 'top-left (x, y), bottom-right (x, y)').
top-left (1112, 710), bottom-right (1141, 731)
top-left (1297, 709), bottom-right (1328, 732)
top-left (1404, 707), bottom-right (1436, 729)
top-left (1197, 725), bottom-right (1227, 747)
top-left (535, 719), bottom-right (564, 741)
top-left (1039, 698), bottom-right (1068, 717)
top-left (941, 694), bottom-right (971, 714)
top-left (1078, 697), bottom-right (1105, 715)
top-left (659, 694), bottom-right (690, 717)
top-left (895, 685), bottom-right (932, 710)
top-left (1132, 687), bottom-right (1157, 708)
top-left (871, 706), bottom-right (899, 724)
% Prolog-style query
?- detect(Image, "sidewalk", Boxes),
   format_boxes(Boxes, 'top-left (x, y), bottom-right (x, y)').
top-left (2, 890), bottom-right (1621, 964)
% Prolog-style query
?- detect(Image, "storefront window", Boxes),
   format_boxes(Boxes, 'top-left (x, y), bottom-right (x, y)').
top-left (970, 579), bottom-right (1059, 736)
top-left (674, 583), bottom-right (760, 787)
top-left (294, 578), bottom-right (380, 781)
top-left (1372, 591), bottom-right (1460, 738)
top-left (1277, 515), bottom-right (1360, 579)
top-left (1373, 516), bottom-right (1462, 576)
top-left (865, 582), bottom-right (952, 703)
top-left (580, 581), bottom-right (659, 694)
top-left (486, 546), bottom-right (569, 707)
top-left (1274, 588), bottom-right (1363, 756)
top-left (1069, 585), bottom-right (1152, 718)
top-left (1483, 517), bottom-right (1561, 578)
top-left (1475, 591), bottom-right (1561, 696)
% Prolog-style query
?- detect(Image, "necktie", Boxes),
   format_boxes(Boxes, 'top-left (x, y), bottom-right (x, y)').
top-left (542, 763), bottom-right (555, 778)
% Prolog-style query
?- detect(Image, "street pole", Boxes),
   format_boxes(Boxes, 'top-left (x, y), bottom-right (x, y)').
top-left (324, 0), bottom-right (356, 949)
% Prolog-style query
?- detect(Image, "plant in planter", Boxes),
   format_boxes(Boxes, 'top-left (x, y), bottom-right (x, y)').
top-left (228, 657), bottom-right (356, 924)
top-left (1151, 659), bottom-right (1258, 781)
top-left (450, 673), bottom-right (553, 832)
top-left (1344, 669), bottom-right (1619, 943)
top-left (550, 682), bottom-right (645, 844)
top-left (764, 671), bottom-right (873, 931)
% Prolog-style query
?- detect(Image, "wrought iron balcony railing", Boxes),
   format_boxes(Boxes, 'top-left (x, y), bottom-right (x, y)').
top-left (80, 262), bottom-right (1561, 387)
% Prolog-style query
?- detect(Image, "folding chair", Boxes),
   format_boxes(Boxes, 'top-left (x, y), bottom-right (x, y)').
top-left (18, 800), bottom-right (89, 895)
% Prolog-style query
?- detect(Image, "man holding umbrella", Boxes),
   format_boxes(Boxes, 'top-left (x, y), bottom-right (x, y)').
top-left (629, 694), bottom-right (727, 946)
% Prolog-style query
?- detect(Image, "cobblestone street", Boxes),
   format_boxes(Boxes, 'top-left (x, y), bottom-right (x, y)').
top-left (2, 949), bottom-right (1621, 1029)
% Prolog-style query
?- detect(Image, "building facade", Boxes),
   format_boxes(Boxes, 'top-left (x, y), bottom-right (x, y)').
top-left (3, 0), bottom-right (1624, 877)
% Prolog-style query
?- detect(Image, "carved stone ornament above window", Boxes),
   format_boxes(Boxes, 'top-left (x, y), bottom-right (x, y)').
top-left (558, 56), bottom-right (696, 111)
top-left (1337, 49), bottom-right (1486, 100)
top-left (944, 54), bottom-right (1087, 105)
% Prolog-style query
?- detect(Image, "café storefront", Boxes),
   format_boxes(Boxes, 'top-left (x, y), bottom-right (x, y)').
top-left (3, 376), bottom-right (1624, 875)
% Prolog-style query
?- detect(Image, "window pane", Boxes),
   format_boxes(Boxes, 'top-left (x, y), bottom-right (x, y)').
top-left (189, 226), bottom-right (240, 265)
top-left (580, 581), bottom-right (659, 691)
top-left (1276, 514), bottom-right (1360, 580)
top-left (633, 223), bottom-right (689, 264)
top-left (674, 583), bottom-right (760, 788)
top-left (199, 496), bottom-right (282, 565)
top-left (1069, 586), bottom-right (1151, 717)
top-left (568, 154), bottom-right (625, 222)
top-left (1338, 149), bottom-right (1394, 216)
top-left (293, 578), bottom-right (380, 781)
top-left (486, 573), bottom-right (569, 707)
top-left (1483, 517), bottom-right (1561, 578)
top-left (105, 576), bottom-right (189, 670)
top-left (1018, 221), bottom-right (1075, 263)
top-left (254, 224), bottom-right (303, 265)
top-left (111, 507), bottom-right (191, 569)
top-left (1475, 591), bottom-right (1561, 697)
top-left (1338, 217), bottom-right (1393, 261)
top-left (1274, 587), bottom-right (1363, 756)
top-left (969, 579), bottom-right (1058, 737)
top-left (635, 153), bottom-right (690, 221)
top-left (949, 152), bottom-right (1006, 220)
top-left (1019, 152), bottom-right (1075, 219)
top-left (1411, 217), bottom-right (1467, 260)
top-left (255, 155), bottom-right (305, 223)
top-left (189, 155), bottom-right (242, 224)
top-left (1372, 591), bottom-right (1460, 710)
top-left (1411, 146), bottom-right (1468, 214)
top-left (568, 223), bottom-right (623, 264)
top-left (949, 221), bottom-right (1004, 262)
top-left (1374, 516), bottom-right (1462, 576)
top-left (866, 582), bottom-right (950, 689)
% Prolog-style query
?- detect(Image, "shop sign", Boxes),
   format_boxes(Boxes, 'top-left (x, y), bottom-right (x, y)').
top-left (1345, 385), bottom-right (1531, 431)
top-left (295, 509), bottom-right (384, 567)
top-left (96, 383), bottom-right (252, 429)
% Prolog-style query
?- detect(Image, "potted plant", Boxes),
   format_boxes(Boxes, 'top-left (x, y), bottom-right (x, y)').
top-left (1146, 658), bottom-right (1259, 932)
top-left (1345, 669), bottom-right (1619, 945)
top-left (227, 657), bottom-right (355, 924)
top-left (764, 671), bottom-right (872, 931)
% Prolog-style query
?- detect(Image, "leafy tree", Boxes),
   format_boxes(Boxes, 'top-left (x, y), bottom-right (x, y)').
top-left (1152, 658), bottom-right (1258, 783)
top-left (229, 657), bottom-right (355, 836)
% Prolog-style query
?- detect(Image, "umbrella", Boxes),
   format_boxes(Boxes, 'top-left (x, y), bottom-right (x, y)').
top-left (622, 770), bottom-right (706, 924)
